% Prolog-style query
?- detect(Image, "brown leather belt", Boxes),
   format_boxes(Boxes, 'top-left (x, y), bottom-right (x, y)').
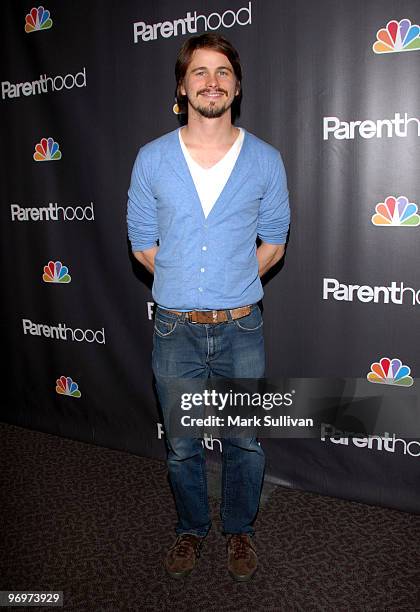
top-left (166, 305), bottom-right (253, 324)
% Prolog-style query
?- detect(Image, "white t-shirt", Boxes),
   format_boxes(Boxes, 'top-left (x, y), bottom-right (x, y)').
top-left (178, 127), bottom-right (244, 218)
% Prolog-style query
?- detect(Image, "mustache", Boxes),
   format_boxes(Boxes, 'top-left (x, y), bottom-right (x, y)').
top-left (197, 88), bottom-right (228, 96)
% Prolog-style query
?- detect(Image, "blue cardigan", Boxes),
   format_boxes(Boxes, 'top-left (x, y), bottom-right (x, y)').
top-left (127, 128), bottom-right (290, 310)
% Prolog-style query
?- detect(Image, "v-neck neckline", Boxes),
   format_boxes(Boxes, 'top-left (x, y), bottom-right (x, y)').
top-left (176, 127), bottom-right (248, 222)
top-left (178, 127), bottom-right (243, 171)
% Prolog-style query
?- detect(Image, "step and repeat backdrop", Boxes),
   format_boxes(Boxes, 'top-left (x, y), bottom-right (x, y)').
top-left (1, 0), bottom-right (419, 512)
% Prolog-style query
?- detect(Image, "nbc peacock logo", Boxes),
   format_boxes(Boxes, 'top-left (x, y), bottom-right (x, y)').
top-left (373, 19), bottom-right (420, 54)
top-left (56, 376), bottom-right (81, 398)
top-left (367, 357), bottom-right (414, 387)
top-left (33, 137), bottom-right (62, 161)
top-left (25, 6), bottom-right (53, 33)
top-left (371, 196), bottom-right (420, 227)
top-left (43, 261), bottom-right (71, 283)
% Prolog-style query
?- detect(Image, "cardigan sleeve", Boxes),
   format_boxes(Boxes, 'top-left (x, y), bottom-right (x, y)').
top-left (257, 151), bottom-right (290, 245)
top-left (127, 148), bottom-right (159, 252)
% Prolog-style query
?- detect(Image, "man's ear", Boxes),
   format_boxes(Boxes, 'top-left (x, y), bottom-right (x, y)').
top-left (180, 81), bottom-right (186, 96)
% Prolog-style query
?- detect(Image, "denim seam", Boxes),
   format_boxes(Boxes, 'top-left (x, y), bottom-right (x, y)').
top-left (221, 448), bottom-right (231, 524)
top-left (234, 321), bottom-right (263, 331)
top-left (234, 314), bottom-right (263, 331)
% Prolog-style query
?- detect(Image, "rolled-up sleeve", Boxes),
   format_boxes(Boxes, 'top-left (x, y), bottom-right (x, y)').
top-left (257, 152), bottom-right (290, 244)
top-left (127, 148), bottom-right (159, 252)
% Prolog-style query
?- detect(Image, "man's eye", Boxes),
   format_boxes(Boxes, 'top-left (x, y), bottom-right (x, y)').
top-left (218, 70), bottom-right (228, 76)
top-left (196, 71), bottom-right (206, 76)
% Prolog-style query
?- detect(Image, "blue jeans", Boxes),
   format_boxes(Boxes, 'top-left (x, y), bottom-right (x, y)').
top-left (152, 304), bottom-right (266, 537)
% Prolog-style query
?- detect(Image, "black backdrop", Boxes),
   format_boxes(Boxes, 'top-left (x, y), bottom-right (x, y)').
top-left (1, 0), bottom-right (420, 512)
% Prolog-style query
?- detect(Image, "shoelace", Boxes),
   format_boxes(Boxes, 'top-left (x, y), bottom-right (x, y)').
top-left (172, 535), bottom-right (201, 558)
top-left (229, 535), bottom-right (251, 560)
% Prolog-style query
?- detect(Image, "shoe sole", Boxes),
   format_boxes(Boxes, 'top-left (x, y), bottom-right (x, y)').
top-left (228, 567), bottom-right (257, 582)
top-left (165, 567), bottom-right (194, 579)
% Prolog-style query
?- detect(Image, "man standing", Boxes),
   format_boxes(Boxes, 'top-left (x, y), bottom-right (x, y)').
top-left (127, 33), bottom-right (289, 582)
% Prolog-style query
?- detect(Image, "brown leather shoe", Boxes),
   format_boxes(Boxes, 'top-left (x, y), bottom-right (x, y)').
top-left (164, 534), bottom-right (203, 579)
top-left (227, 534), bottom-right (258, 582)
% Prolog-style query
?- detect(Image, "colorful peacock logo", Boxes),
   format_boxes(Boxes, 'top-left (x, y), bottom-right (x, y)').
top-left (43, 261), bottom-right (71, 283)
top-left (367, 358), bottom-right (413, 387)
top-left (25, 6), bottom-right (53, 33)
top-left (372, 196), bottom-right (420, 227)
top-left (56, 376), bottom-right (81, 398)
top-left (373, 19), bottom-right (420, 54)
top-left (33, 137), bottom-right (62, 161)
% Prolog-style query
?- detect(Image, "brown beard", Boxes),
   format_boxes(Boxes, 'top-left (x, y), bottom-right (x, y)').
top-left (189, 91), bottom-right (233, 119)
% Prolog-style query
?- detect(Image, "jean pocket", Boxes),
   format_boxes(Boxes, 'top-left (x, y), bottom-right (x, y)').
top-left (154, 316), bottom-right (178, 337)
top-left (234, 307), bottom-right (263, 332)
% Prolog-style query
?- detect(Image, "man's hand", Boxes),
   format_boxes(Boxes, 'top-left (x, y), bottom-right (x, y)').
top-left (256, 242), bottom-right (285, 277)
top-left (133, 246), bottom-right (159, 274)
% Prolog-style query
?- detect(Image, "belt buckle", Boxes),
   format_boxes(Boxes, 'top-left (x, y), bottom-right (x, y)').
top-left (212, 310), bottom-right (218, 321)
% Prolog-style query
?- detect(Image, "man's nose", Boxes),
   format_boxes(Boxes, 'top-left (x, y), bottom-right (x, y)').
top-left (205, 73), bottom-right (219, 88)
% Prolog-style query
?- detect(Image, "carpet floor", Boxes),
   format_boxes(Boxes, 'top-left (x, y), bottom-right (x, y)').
top-left (1, 422), bottom-right (419, 611)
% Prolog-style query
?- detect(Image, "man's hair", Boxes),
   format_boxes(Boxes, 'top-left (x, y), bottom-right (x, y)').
top-left (175, 33), bottom-right (242, 119)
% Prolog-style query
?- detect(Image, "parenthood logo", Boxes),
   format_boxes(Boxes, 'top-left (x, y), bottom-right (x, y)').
top-left (323, 113), bottom-right (420, 140)
top-left (157, 422), bottom-right (223, 452)
top-left (10, 202), bottom-right (95, 222)
top-left (321, 423), bottom-right (420, 457)
top-left (147, 301), bottom-right (154, 320)
top-left (323, 278), bottom-right (420, 307)
top-left (133, 2), bottom-right (251, 42)
top-left (22, 319), bottom-right (105, 344)
top-left (1, 68), bottom-right (87, 100)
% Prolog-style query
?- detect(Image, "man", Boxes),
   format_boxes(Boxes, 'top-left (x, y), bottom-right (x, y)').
top-left (127, 33), bottom-right (290, 582)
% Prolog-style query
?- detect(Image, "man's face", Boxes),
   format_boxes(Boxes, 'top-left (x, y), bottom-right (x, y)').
top-left (180, 48), bottom-right (239, 119)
